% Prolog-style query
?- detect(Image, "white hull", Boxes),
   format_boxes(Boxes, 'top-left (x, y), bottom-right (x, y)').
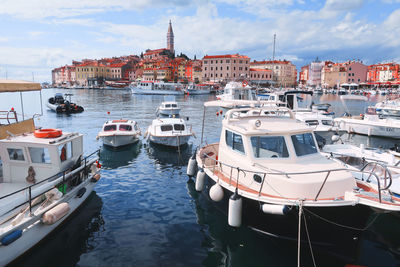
top-left (131, 87), bottom-right (184, 95)
top-left (338, 120), bottom-right (400, 138)
top-left (0, 179), bottom-right (97, 266)
top-left (149, 134), bottom-right (190, 147)
top-left (157, 109), bottom-right (180, 117)
top-left (101, 135), bottom-right (139, 148)
top-left (186, 89), bottom-right (210, 95)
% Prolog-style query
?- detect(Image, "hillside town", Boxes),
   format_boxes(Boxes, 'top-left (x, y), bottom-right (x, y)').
top-left (51, 21), bottom-right (400, 89)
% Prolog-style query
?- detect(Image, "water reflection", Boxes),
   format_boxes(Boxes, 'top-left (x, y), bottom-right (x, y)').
top-left (99, 142), bottom-right (141, 169)
top-left (13, 192), bottom-right (104, 267)
top-left (145, 142), bottom-right (193, 167)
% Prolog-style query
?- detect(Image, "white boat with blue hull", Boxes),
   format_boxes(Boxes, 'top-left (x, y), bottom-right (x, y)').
top-left (188, 102), bottom-right (400, 249)
top-left (0, 80), bottom-right (101, 266)
top-left (131, 81), bottom-right (185, 95)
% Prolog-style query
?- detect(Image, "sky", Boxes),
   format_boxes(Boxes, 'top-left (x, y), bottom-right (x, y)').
top-left (0, 0), bottom-right (399, 82)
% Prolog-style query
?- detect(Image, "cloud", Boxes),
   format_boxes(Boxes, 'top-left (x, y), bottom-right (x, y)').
top-left (323, 0), bottom-right (364, 11)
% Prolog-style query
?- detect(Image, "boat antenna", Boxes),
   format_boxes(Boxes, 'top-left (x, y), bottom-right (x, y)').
top-left (32, 72), bottom-right (35, 82)
top-left (271, 33), bottom-right (276, 88)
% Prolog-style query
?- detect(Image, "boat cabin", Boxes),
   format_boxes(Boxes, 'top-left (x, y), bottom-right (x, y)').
top-left (0, 131), bottom-right (83, 185)
top-left (102, 120), bottom-right (139, 133)
top-left (150, 118), bottom-right (189, 136)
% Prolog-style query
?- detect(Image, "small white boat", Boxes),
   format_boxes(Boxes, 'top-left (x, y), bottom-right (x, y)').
top-left (375, 99), bottom-right (400, 117)
top-left (321, 142), bottom-right (400, 196)
top-left (130, 81), bottom-right (185, 95)
top-left (217, 81), bottom-right (255, 101)
top-left (0, 79), bottom-right (101, 266)
top-left (146, 117), bottom-right (194, 147)
top-left (185, 84), bottom-right (211, 95)
top-left (97, 120), bottom-right (141, 148)
top-left (156, 97), bottom-right (180, 117)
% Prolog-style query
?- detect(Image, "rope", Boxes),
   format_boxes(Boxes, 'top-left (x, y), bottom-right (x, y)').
top-left (303, 208), bottom-right (380, 231)
top-left (297, 200), bottom-right (303, 267)
top-left (302, 210), bottom-right (317, 267)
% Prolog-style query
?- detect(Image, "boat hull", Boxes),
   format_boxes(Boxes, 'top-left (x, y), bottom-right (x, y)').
top-left (101, 135), bottom-right (139, 148)
top-left (338, 120), bottom-right (400, 138)
top-left (1, 179), bottom-right (97, 266)
top-left (186, 89), bottom-right (210, 95)
top-left (149, 134), bottom-right (190, 147)
top-left (201, 176), bottom-right (373, 247)
top-left (131, 87), bottom-right (184, 95)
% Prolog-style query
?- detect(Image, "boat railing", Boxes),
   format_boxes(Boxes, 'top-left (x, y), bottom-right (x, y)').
top-left (0, 110), bottom-right (18, 124)
top-left (201, 151), bottom-right (386, 203)
top-left (0, 149), bottom-right (99, 216)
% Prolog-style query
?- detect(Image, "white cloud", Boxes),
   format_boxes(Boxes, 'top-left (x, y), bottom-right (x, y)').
top-left (323, 0), bottom-right (364, 11)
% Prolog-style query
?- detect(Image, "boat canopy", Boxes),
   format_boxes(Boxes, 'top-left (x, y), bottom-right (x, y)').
top-left (340, 95), bottom-right (368, 101)
top-left (0, 79), bottom-right (41, 92)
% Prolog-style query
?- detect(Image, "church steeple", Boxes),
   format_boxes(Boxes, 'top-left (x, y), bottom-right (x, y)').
top-left (167, 20), bottom-right (174, 55)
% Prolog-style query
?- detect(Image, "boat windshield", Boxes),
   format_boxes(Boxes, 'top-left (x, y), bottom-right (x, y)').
top-left (174, 124), bottom-right (185, 131)
top-left (104, 125), bottom-right (117, 131)
top-left (119, 125), bottom-right (132, 131)
top-left (161, 125), bottom-right (173, 131)
top-left (28, 147), bottom-right (51, 164)
top-left (291, 133), bottom-right (318, 156)
top-left (250, 136), bottom-right (289, 158)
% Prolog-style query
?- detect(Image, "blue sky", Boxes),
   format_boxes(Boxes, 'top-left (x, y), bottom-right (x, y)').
top-left (0, 0), bottom-right (399, 82)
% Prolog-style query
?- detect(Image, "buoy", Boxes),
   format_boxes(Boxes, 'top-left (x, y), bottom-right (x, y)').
top-left (34, 128), bottom-right (62, 138)
top-left (195, 169), bottom-right (206, 191)
top-left (261, 204), bottom-right (289, 215)
top-left (209, 183), bottom-right (224, 202)
top-left (187, 151), bottom-right (197, 176)
top-left (228, 191), bottom-right (242, 227)
top-left (42, 202), bottom-right (70, 225)
top-left (1, 229), bottom-right (22, 245)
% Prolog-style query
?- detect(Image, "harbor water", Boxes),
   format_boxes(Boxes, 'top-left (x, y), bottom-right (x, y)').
top-left (2, 89), bottom-right (400, 267)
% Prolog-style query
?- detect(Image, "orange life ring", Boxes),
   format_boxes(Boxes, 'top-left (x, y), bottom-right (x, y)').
top-left (242, 80), bottom-right (248, 87)
top-left (34, 128), bottom-right (62, 138)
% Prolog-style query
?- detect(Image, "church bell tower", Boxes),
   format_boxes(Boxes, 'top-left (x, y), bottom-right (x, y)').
top-left (167, 20), bottom-right (174, 55)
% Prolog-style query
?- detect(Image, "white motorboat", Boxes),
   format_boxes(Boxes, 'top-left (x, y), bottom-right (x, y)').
top-left (321, 142), bottom-right (400, 196)
top-left (0, 79), bottom-right (101, 266)
top-left (217, 81), bottom-right (255, 101)
top-left (130, 81), bottom-right (185, 95)
top-left (188, 102), bottom-right (400, 247)
top-left (185, 84), bottom-right (211, 95)
top-left (156, 97), bottom-right (180, 117)
top-left (375, 99), bottom-right (400, 117)
top-left (97, 120), bottom-right (141, 148)
top-left (145, 117), bottom-right (194, 147)
top-left (46, 93), bottom-right (84, 114)
top-left (335, 106), bottom-right (400, 138)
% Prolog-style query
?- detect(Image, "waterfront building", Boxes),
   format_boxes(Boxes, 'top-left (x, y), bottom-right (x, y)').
top-left (250, 60), bottom-right (297, 87)
top-left (52, 65), bottom-right (76, 87)
top-left (321, 62), bottom-right (347, 88)
top-left (202, 54), bottom-right (250, 82)
top-left (249, 68), bottom-right (272, 84)
top-left (75, 61), bottom-right (107, 86)
top-left (308, 58), bottom-right (325, 88)
top-left (367, 63), bottom-right (400, 85)
top-left (299, 65), bottom-right (309, 86)
top-left (346, 61), bottom-right (367, 84)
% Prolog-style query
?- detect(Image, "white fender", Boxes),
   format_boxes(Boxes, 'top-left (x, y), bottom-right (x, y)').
top-left (209, 183), bottom-right (224, 202)
top-left (195, 169), bottom-right (206, 192)
top-left (187, 151), bottom-right (197, 176)
top-left (261, 204), bottom-right (289, 215)
top-left (228, 192), bottom-right (242, 227)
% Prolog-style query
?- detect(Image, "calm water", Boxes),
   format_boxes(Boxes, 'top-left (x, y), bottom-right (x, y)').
top-left (2, 89), bottom-right (400, 267)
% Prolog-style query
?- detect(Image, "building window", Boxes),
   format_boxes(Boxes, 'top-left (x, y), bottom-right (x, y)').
top-left (220, 67), bottom-right (222, 70)
top-left (234, 67), bottom-right (236, 70)
top-left (233, 73), bottom-right (235, 77)
top-left (205, 67), bottom-right (207, 71)
top-left (211, 60), bottom-right (213, 64)
top-left (239, 60), bottom-right (243, 64)
top-left (234, 60), bottom-right (236, 63)
top-left (220, 60), bottom-right (223, 63)
top-left (245, 67), bottom-right (248, 71)
top-left (211, 74), bottom-right (213, 77)
top-left (204, 61), bottom-right (207, 64)
top-left (220, 73), bottom-right (222, 77)
top-left (227, 66), bottom-right (229, 70)
top-left (226, 60), bottom-right (230, 63)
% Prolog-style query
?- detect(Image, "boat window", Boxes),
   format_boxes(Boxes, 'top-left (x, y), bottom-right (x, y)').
top-left (321, 120), bottom-right (333, 126)
top-left (250, 136), bottom-right (289, 158)
top-left (119, 125), bottom-right (132, 131)
top-left (291, 133), bottom-right (318, 156)
top-left (172, 104), bottom-right (177, 108)
top-left (174, 124), bottom-right (185, 131)
top-left (165, 104), bottom-right (171, 108)
top-left (161, 125), bottom-right (173, 131)
top-left (7, 148), bottom-right (25, 161)
top-left (104, 125), bottom-right (116, 131)
top-left (59, 142), bottom-right (72, 162)
top-left (305, 120), bottom-right (319, 126)
top-left (29, 147), bottom-right (51, 164)
top-left (225, 130), bottom-right (245, 154)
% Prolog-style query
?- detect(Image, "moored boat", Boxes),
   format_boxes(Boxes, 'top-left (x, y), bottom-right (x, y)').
top-left (145, 117), bottom-right (194, 147)
top-left (46, 93), bottom-right (84, 114)
top-left (97, 120), bottom-right (141, 148)
top-left (0, 79), bottom-right (101, 266)
top-left (130, 81), bottom-right (185, 95)
top-left (188, 103), bottom-right (400, 248)
top-left (156, 97), bottom-right (180, 117)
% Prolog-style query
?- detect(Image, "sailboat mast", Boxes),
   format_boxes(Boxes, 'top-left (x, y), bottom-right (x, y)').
top-left (272, 33), bottom-right (276, 87)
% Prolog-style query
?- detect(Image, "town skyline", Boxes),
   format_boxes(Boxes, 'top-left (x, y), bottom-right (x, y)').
top-left (1, 0), bottom-right (399, 82)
